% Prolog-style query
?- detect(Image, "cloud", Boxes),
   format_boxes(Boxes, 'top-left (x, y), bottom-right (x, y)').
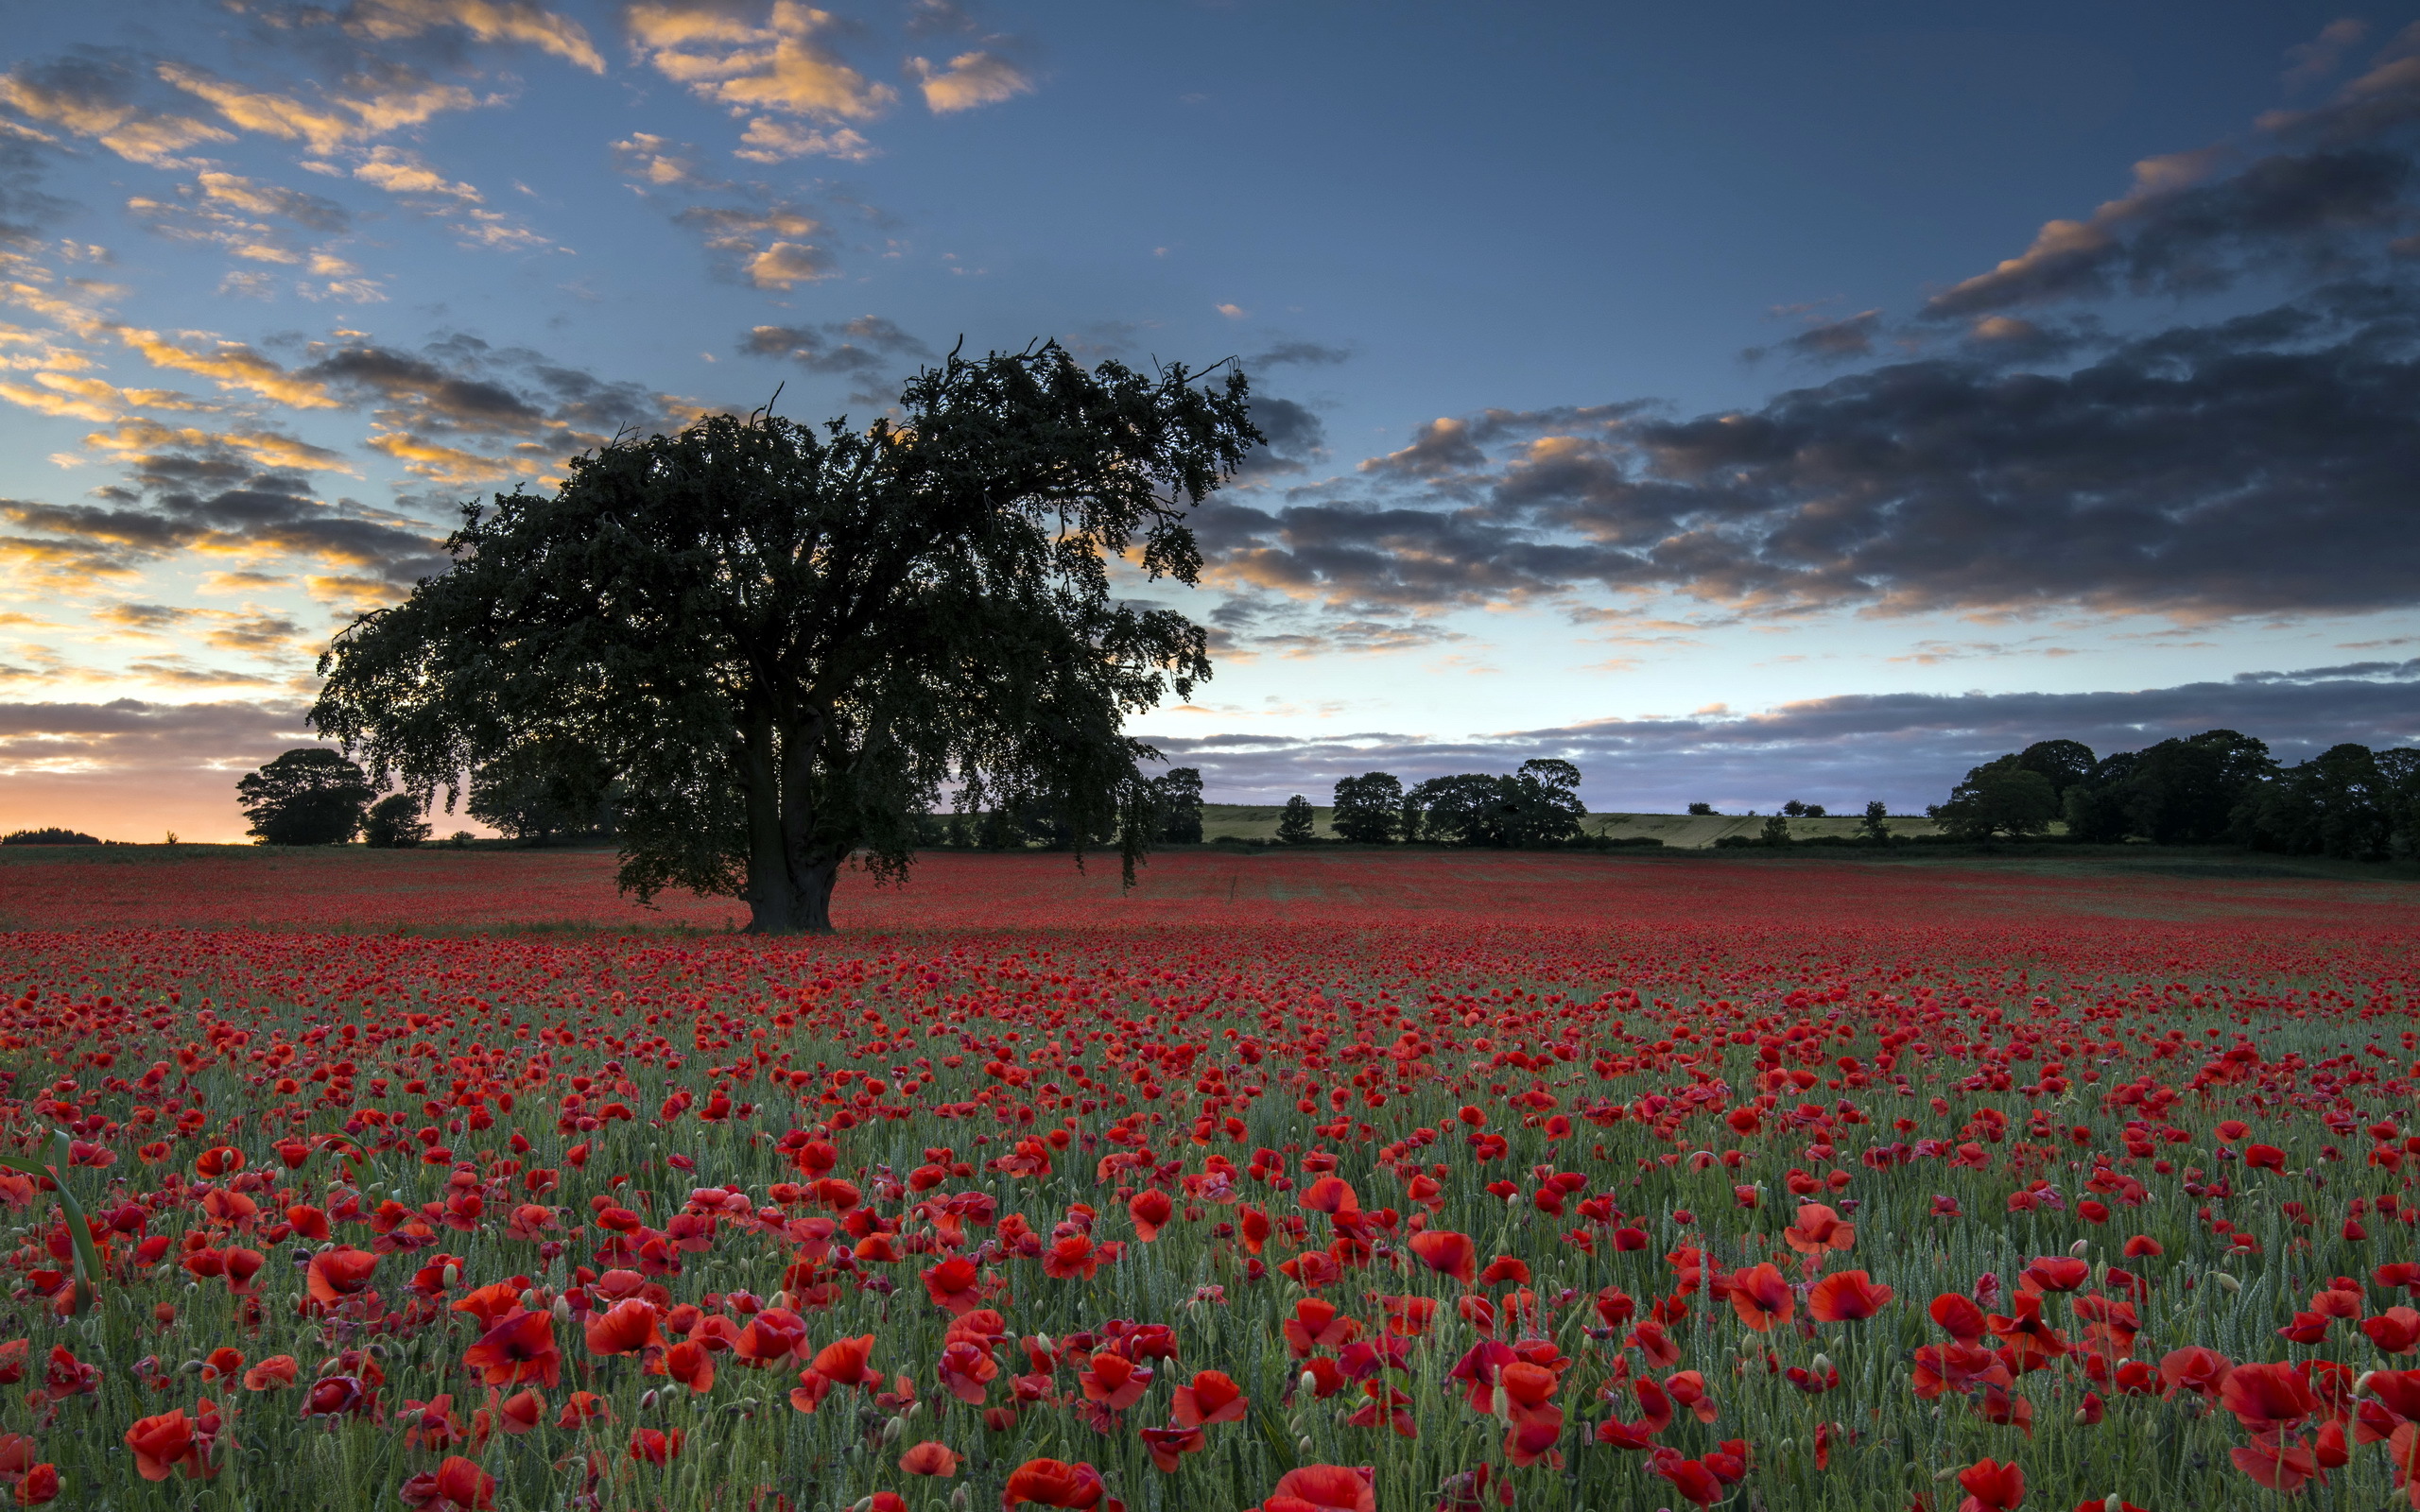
top-left (738, 315), bottom-right (931, 374)
top-left (1923, 146), bottom-right (2407, 318)
top-left (339, 0), bottom-right (606, 74)
top-left (1233, 395), bottom-right (1325, 479)
top-left (735, 117), bottom-right (874, 163)
top-left (1214, 284), bottom-right (2420, 621)
top-left (670, 202), bottom-right (836, 286)
top-left (628, 2), bottom-right (896, 121)
top-left (352, 147), bottom-right (482, 201)
top-left (1926, 29), bottom-right (2420, 320)
top-left (108, 326), bottom-right (342, 409)
top-left (160, 62), bottom-right (486, 156)
top-left (612, 133), bottom-right (725, 189)
top-left (2284, 19), bottom-right (2369, 94)
top-left (1245, 340), bottom-right (1351, 369)
top-left (0, 697), bottom-right (334, 842)
top-left (1746, 308), bottom-right (1884, 363)
top-left (907, 50), bottom-right (1032, 113)
top-left (1137, 662), bottom-right (2420, 810)
top-left (0, 55), bottom-right (233, 167)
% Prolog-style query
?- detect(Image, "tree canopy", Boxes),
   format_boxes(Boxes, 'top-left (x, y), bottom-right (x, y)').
top-left (236, 748), bottom-right (374, 846)
top-left (1927, 755), bottom-right (2059, 842)
top-left (312, 343), bottom-right (1260, 932)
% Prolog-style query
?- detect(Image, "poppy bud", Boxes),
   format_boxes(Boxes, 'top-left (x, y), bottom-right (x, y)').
top-left (1297, 1435), bottom-right (1314, 1457)
top-left (1491, 1383), bottom-right (1509, 1419)
top-left (2104, 1498), bottom-right (2123, 1512)
top-left (1933, 1465), bottom-right (1962, 1482)
top-left (2357, 1370), bottom-right (2380, 1399)
top-left (882, 1417), bottom-right (905, 1444)
top-left (553, 1296), bottom-right (573, 1322)
top-left (1810, 1354), bottom-right (1833, 1377)
top-left (519, 1288), bottom-right (539, 1309)
top-left (855, 1498), bottom-right (874, 1512)
top-left (2068, 1239), bottom-right (2090, 1258)
top-left (640, 1389), bottom-right (659, 1411)
top-left (2213, 1271), bottom-right (2241, 1295)
top-left (952, 1488), bottom-right (972, 1512)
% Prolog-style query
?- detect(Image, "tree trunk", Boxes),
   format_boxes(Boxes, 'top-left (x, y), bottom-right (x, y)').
top-left (740, 704), bottom-right (841, 934)
top-left (744, 850), bottom-right (839, 934)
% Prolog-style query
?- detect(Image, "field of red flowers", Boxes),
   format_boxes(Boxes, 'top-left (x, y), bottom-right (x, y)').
top-left (1, 848), bottom-right (2419, 1511)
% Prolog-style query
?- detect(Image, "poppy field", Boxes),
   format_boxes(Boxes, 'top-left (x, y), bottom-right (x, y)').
top-left (1, 850), bottom-right (2419, 1511)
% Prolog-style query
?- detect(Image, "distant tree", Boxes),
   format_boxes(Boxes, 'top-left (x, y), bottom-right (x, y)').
top-left (1, 828), bottom-right (99, 846)
top-left (1331, 771), bottom-right (1404, 843)
top-left (1760, 813), bottom-right (1792, 846)
top-left (1277, 795), bottom-right (1317, 844)
top-left (2383, 748), bottom-right (2420, 860)
top-left (311, 345), bottom-right (1258, 933)
top-left (237, 748), bottom-right (373, 846)
top-left (1780, 799), bottom-right (1807, 817)
top-left (1928, 755), bottom-right (2058, 842)
top-left (2060, 730), bottom-right (2273, 845)
top-left (1805, 803), bottom-right (1827, 818)
top-left (362, 793), bottom-right (430, 849)
top-left (2239, 743), bottom-right (2395, 860)
top-left (2063, 750), bottom-right (2140, 842)
top-left (2017, 739), bottom-right (2097, 801)
top-left (1858, 799), bottom-right (1892, 841)
top-left (1150, 767), bottom-right (1205, 844)
top-left (1409, 762), bottom-right (1585, 848)
top-left (1686, 801), bottom-right (1715, 816)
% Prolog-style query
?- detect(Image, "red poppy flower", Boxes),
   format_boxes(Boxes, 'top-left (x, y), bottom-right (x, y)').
top-left (584, 1298), bottom-right (663, 1357)
top-left (1128, 1190), bottom-right (1173, 1241)
top-left (810, 1333), bottom-right (877, 1386)
top-left (1409, 1229), bottom-right (1478, 1284)
top-left (2221, 1361), bottom-right (2319, 1435)
top-left (1141, 1425), bottom-right (1207, 1472)
top-left (1782, 1203), bottom-right (1855, 1255)
top-left (1726, 1262), bottom-right (1793, 1332)
top-left (305, 1247), bottom-right (377, 1305)
top-left (465, 1309), bottom-right (561, 1388)
top-left (124, 1409), bottom-right (203, 1482)
top-left (1955, 1457), bottom-right (2023, 1511)
top-left (900, 1441), bottom-right (961, 1477)
top-left (1003, 1458), bottom-right (1111, 1511)
top-left (1808, 1269), bottom-right (1893, 1322)
top-left (1173, 1369), bottom-right (1248, 1426)
top-left (1268, 1466), bottom-right (1374, 1512)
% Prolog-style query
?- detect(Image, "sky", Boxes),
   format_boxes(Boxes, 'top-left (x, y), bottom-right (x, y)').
top-left (6, 1), bottom-right (2420, 841)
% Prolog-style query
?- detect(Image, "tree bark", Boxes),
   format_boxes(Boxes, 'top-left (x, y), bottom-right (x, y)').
top-left (740, 705), bottom-right (842, 934)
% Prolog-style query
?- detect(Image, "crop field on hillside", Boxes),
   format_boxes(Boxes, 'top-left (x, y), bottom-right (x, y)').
top-left (0, 850), bottom-right (2417, 1509)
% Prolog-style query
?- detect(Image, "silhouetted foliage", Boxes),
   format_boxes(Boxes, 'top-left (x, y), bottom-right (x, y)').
top-left (2059, 730), bottom-right (2274, 844)
top-left (237, 748), bottom-right (373, 846)
top-left (1277, 795), bottom-right (1317, 845)
top-left (2017, 738), bottom-right (2098, 800)
top-left (362, 793), bottom-right (430, 849)
top-left (1407, 759), bottom-right (1586, 848)
top-left (1928, 755), bottom-right (2059, 842)
top-left (1331, 771), bottom-right (1404, 843)
top-left (1858, 799), bottom-right (1893, 841)
top-left (1686, 801), bottom-right (1715, 816)
top-left (1149, 767), bottom-right (1204, 844)
top-left (1, 829), bottom-right (98, 846)
top-left (2238, 743), bottom-right (2420, 860)
top-left (312, 344), bottom-right (1259, 933)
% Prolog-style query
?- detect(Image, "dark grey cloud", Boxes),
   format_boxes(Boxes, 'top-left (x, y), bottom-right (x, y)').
top-left (1140, 662), bottom-right (2420, 812)
top-left (1924, 147), bottom-right (2411, 318)
top-left (1205, 284), bottom-right (2420, 620)
top-left (1244, 341), bottom-right (1351, 369)
top-left (299, 344), bottom-right (545, 430)
top-left (1745, 309), bottom-right (1883, 364)
top-left (739, 316), bottom-right (933, 376)
top-left (0, 696), bottom-right (317, 766)
top-left (0, 132), bottom-right (70, 243)
top-left (1233, 395), bottom-right (1326, 479)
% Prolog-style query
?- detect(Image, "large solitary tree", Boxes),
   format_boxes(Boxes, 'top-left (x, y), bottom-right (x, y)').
top-left (311, 344), bottom-right (1260, 933)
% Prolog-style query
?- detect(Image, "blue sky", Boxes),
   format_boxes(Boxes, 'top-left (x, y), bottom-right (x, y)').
top-left (6, 1), bottom-right (2420, 839)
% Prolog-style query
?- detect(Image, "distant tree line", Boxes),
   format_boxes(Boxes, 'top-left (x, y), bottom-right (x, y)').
top-left (233, 746), bottom-right (615, 848)
top-left (1929, 731), bottom-right (2420, 859)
